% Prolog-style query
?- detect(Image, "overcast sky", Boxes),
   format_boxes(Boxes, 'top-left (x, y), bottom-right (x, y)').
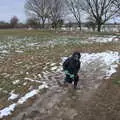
top-left (0, 0), bottom-right (26, 23)
top-left (0, 0), bottom-right (119, 23)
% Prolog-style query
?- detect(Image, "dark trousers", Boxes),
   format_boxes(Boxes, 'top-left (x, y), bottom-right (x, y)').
top-left (64, 74), bottom-right (79, 88)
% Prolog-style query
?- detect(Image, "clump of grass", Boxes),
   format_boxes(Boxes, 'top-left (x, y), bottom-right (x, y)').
top-left (112, 79), bottom-right (120, 85)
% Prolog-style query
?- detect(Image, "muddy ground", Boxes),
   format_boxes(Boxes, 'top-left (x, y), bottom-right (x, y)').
top-left (9, 66), bottom-right (120, 120)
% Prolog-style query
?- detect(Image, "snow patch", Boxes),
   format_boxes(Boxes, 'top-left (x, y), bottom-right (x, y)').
top-left (15, 50), bottom-right (24, 53)
top-left (88, 36), bottom-right (119, 43)
top-left (17, 89), bottom-right (38, 104)
top-left (38, 74), bottom-right (42, 78)
top-left (39, 82), bottom-right (48, 89)
top-left (12, 80), bottom-right (20, 85)
top-left (0, 104), bottom-right (16, 118)
top-left (0, 82), bottom-right (48, 118)
top-left (18, 82), bottom-right (48, 104)
top-left (50, 63), bottom-right (56, 66)
top-left (0, 88), bottom-right (2, 91)
top-left (8, 92), bottom-right (19, 100)
top-left (0, 50), bottom-right (8, 54)
top-left (24, 77), bottom-right (41, 83)
top-left (51, 66), bottom-right (58, 71)
top-left (23, 82), bottom-right (27, 86)
top-left (62, 51), bottom-right (120, 79)
top-left (81, 51), bottom-right (119, 78)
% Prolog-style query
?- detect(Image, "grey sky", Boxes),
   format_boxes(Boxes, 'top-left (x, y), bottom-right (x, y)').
top-left (0, 0), bottom-right (119, 23)
top-left (0, 0), bottom-right (26, 23)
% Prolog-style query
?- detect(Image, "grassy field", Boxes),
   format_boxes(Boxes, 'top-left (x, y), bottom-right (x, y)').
top-left (0, 29), bottom-right (120, 119)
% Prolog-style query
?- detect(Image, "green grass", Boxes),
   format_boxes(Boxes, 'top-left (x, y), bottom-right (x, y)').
top-left (0, 29), bottom-right (119, 37)
top-left (113, 80), bottom-right (120, 85)
top-left (0, 29), bottom-right (56, 37)
top-left (84, 31), bottom-right (120, 36)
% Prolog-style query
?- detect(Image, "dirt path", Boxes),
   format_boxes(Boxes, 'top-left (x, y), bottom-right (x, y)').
top-left (10, 66), bottom-right (120, 120)
top-left (11, 72), bottom-right (95, 120)
top-left (10, 62), bottom-right (112, 120)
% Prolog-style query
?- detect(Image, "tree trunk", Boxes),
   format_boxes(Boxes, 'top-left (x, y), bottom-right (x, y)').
top-left (97, 24), bottom-right (102, 32)
top-left (78, 22), bottom-right (81, 31)
top-left (41, 19), bottom-right (45, 29)
top-left (42, 22), bottom-right (45, 29)
top-left (54, 22), bottom-right (57, 30)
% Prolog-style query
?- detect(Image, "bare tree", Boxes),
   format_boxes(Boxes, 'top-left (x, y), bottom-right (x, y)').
top-left (26, 18), bottom-right (39, 28)
top-left (10, 16), bottom-right (19, 28)
top-left (25, 0), bottom-right (50, 29)
top-left (65, 0), bottom-right (82, 30)
top-left (85, 16), bottom-right (96, 31)
top-left (49, 0), bottom-right (64, 29)
top-left (113, 0), bottom-right (120, 16)
top-left (81, 0), bottom-right (118, 32)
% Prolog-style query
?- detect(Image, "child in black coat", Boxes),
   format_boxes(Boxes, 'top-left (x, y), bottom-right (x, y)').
top-left (63, 52), bottom-right (81, 89)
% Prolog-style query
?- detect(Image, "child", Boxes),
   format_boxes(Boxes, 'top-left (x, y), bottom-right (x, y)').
top-left (63, 52), bottom-right (81, 89)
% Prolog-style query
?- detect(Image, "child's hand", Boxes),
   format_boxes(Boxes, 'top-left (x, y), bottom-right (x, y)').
top-left (70, 74), bottom-right (74, 78)
top-left (64, 71), bottom-right (74, 78)
top-left (64, 70), bottom-right (69, 75)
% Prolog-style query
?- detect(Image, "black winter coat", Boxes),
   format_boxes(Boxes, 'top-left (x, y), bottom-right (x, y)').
top-left (63, 57), bottom-right (80, 75)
